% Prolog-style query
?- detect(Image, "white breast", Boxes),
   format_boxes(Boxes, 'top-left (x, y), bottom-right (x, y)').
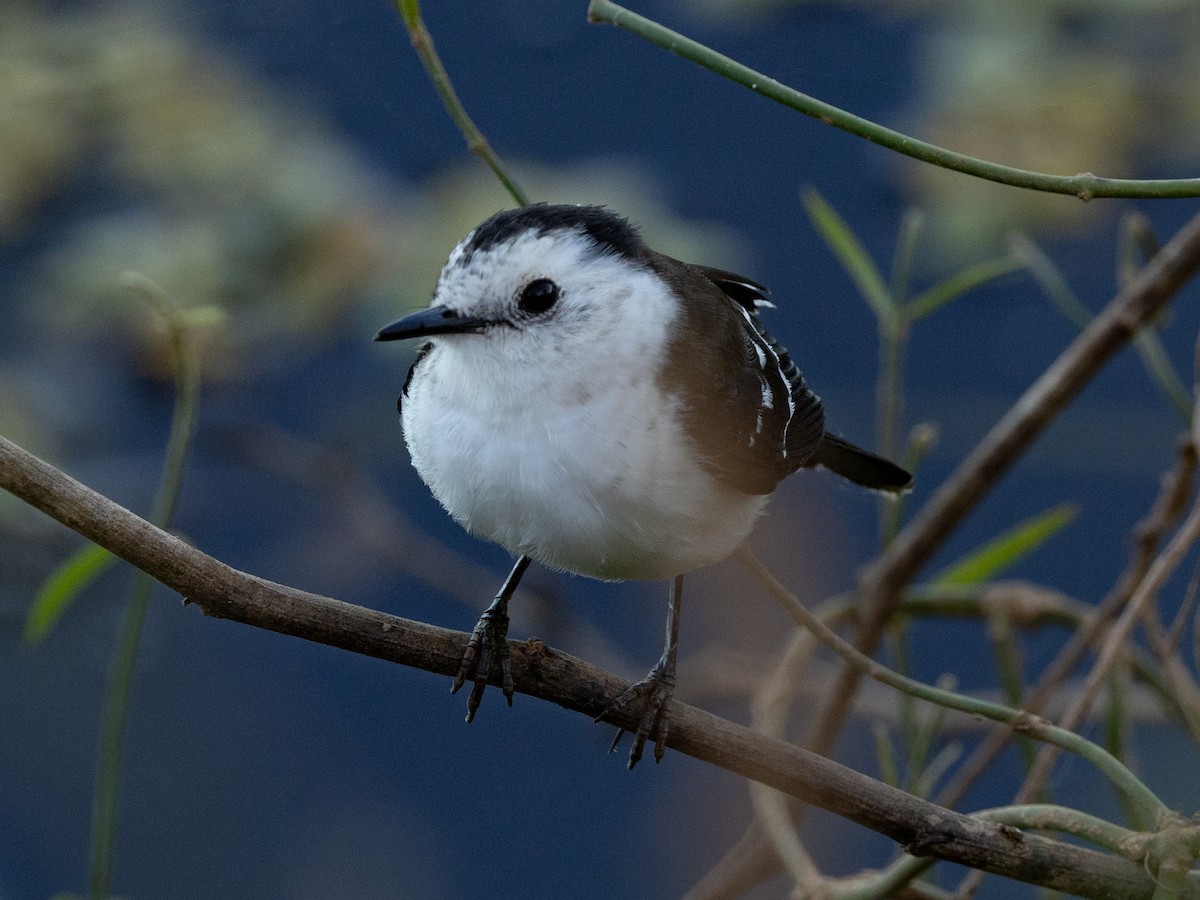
top-left (401, 289), bottom-right (769, 581)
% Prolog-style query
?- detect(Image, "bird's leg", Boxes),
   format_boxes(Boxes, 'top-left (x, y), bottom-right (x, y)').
top-left (599, 574), bottom-right (683, 769)
top-left (451, 555), bottom-right (531, 723)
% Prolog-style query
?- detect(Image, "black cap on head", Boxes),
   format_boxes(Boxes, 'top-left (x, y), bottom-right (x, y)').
top-left (460, 203), bottom-right (649, 264)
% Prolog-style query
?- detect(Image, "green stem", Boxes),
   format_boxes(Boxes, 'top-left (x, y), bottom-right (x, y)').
top-left (986, 606), bottom-right (1041, 783)
top-left (973, 804), bottom-right (1142, 858)
top-left (587, 0), bottom-right (1200, 200)
top-left (88, 314), bottom-right (201, 900)
top-left (876, 315), bottom-right (916, 550)
top-left (877, 317), bottom-right (906, 470)
top-left (393, 0), bottom-right (529, 206)
top-left (734, 547), bottom-right (1169, 824)
top-left (834, 853), bottom-right (937, 899)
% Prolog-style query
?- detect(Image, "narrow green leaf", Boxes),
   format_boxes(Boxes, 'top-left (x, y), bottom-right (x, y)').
top-left (1131, 328), bottom-right (1193, 425)
top-left (394, 0), bottom-right (420, 27)
top-left (872, 722), bottom-right (900, 788)
top-left (902, 254), bottom-right (1022, 322)
top-left (934, 502), bottom-right (1078, 587)
top-left (909, 741), bottom-right (962, 800)
top-left (1116, 211), bottom-right (1159, 290)
top-left (888, 208), bottom-right (925, 307)
top-left (986, 607), bottom-right (1026, 708)
top-left (1010, 235), bottom-right (1092, 329)
top-left (1105, 671), bottom-right (1127, 763)
top-left (801, 188), bottom-right (896, 321)
top-left (907, 675), bottom-right (953, 790)
top-left (1015, 234), bottom-right (1192, 424)
top-left (176, 304), bottom-right (228, 330)
top-left (25, 543), bottom-right (115, 644)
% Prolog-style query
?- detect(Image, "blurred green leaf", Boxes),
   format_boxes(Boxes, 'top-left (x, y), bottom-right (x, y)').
top-left (1131, 328), bottom-right (1193, 425)
top-left (986, 606), bottom-right (1026, 709)
top-left (872, 721), bottom-right (900, 788)
top-left (26, 543), bottom-right (115, 644)
top-left (934, 502), bottom-right (1078, 587)
top-left (1011, 235), bottom-right (1091, 329)
top-left (176, 304), bottom-right (228, 330)
top-left (1116, 211), bottom-right (1159, 290)
top-left (802, 188), bottom-right (895, 321)
top-left (889, 208), bottom-right (925, 306)
top-left (1016, 234), bottom-right (1192, 424)
top-left (902, 254), bottom-right (1022, 322)
top-left (909, 740), bottom-right (962, 800)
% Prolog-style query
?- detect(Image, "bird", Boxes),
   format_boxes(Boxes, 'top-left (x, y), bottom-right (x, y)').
top-left (375, 203), bottom-right (912, 768)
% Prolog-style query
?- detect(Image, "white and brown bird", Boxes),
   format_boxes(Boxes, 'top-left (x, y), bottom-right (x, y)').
top-left (376, 203), bottom-right (911, 766)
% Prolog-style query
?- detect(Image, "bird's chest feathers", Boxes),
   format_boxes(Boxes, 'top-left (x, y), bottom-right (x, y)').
top-left (408, 350), bottom-right (683, 513)
top-left (403, 342), bottom-right (756, 579)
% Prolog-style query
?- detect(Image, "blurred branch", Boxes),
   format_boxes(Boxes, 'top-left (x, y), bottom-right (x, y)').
top-left (1012, 478), bottom-right (1200, 809)
top-left (809, 208), bottom-right (1200, 759)
top-left (936, 434), bottom-right (1198, 811)
top-left (735, 548), bottom-right (1167, 823)
top-left (1013, 234), bottom-right (1193, 424)
top-left (1, 434), bottom-right (1194, 899)
top-left (392, 0), bottom-right (529, 206)
top-left (587, 0), bottom-right (1200, 200)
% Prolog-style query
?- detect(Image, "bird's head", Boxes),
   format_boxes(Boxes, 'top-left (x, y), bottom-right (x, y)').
top-left (375, 204), bottom-right (677, 369)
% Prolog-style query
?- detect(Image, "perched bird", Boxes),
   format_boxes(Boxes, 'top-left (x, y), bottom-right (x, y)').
top-left (376, 203), bottom-right (911, 767)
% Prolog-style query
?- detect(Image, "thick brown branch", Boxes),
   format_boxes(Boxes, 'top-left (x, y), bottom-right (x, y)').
top-left (1, 435), bottom-right (1197, 899)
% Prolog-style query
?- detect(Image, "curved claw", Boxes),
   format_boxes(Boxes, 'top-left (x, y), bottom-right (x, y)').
top-left (598, 663), bottom-right (676, 769)
top-left (451, 601), bottom-right (513, 722)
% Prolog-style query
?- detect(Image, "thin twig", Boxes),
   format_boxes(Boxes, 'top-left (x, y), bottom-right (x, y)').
top-left (391, 0), bottom-right (529, 206)
top-left (735, 548), bottom-right (1166, 823)
top-left (586, 0), bottom-right (1200, 200)
top-left (748, 623), bottom-right (828, 894)
top-left (936, 435), bottom-right (1198, 810)
top-left (1012, 452), bottom-right (1200, 806)
top-left (1, 435), bottom-right (1194, 900)
top-left (808, 208), bottom-right (1200, 760)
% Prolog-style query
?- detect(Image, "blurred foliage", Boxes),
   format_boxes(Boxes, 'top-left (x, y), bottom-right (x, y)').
top-left (1, 2), bottom-right (746, 383)
top-left (932, 502), bottom-right (1078, 587)
top-left (24, 542), bottom-right (114, 644)
top-left (690, 0), bottom-right (1200, 258)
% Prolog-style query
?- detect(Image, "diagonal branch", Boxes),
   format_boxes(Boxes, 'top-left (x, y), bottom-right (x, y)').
top-left (807, 208), bottom-right (1200, 758)
top-left (0, 433), bottom-right (1195, 899)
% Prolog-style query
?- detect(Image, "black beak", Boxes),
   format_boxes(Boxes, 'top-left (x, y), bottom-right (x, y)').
top-left (374, 305), bottom-right (491, 341)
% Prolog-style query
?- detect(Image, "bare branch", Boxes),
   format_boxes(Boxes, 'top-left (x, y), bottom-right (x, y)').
top-left (937, 434), bottom-right (1198, 810)
top-left (2, 435), bottom-right (1196, 899)
top-left (809, 208), bottom-right (1200, 758)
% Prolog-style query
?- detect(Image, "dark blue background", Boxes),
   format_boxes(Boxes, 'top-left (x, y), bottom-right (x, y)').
top-left (3, 1), bottom-right (1198, 898)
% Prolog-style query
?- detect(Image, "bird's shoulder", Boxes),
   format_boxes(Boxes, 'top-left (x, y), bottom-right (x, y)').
top-left (653, 256), bottom-right (826, 495)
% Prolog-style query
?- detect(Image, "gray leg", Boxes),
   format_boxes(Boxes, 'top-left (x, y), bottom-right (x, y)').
top-left (451, 555), bottom-right (531, 722)
top-left (599, 574), bottom-right (683, 768)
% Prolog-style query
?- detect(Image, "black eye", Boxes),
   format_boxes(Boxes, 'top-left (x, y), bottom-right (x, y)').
top-left (518, 278), bottom-right (559, 314)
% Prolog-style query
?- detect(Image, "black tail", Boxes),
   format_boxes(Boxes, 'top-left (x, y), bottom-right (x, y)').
top-left (809, 433), bottom-right (912, 493)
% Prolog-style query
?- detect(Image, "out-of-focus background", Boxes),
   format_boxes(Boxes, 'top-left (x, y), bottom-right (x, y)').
top-left (3, 0), bottom-right (1200, 897)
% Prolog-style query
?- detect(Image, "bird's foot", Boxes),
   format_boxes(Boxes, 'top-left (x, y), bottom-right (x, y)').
top-left (597, 660), bottom-right (676, 769)
top-left (450, 597), bottom-right (512, 723)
